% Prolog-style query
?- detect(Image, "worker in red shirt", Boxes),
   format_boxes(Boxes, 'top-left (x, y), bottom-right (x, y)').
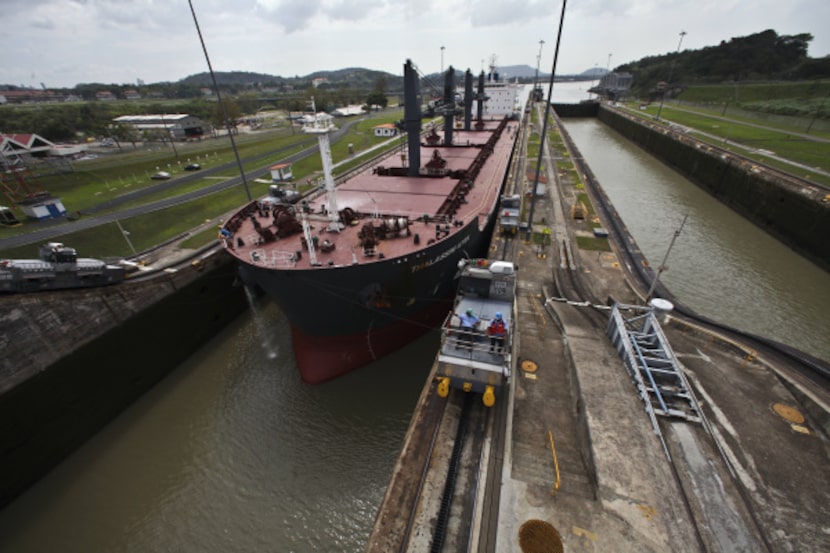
top-left (488, 312), bottom-right (507, 353)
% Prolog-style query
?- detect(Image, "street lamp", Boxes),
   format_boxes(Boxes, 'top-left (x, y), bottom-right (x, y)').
top-left (656, 31), bottom-right (686, 122)
top-left (441, 46), bottom-right (445, 74)
top-left (532, 40), bottom-right (545, 101)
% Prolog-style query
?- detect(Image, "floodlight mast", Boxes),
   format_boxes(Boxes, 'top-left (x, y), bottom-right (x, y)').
top-left (656, 31), bottom-right (687, 122)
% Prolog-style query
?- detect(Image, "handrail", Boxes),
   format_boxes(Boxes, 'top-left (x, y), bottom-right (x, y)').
top-left (442, 325), bottom-right (511, 355)
top-left (547, 430), bottom-right (561, 495)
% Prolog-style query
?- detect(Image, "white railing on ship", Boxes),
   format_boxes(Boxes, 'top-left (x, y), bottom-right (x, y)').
top-left (249, 249), bottom-right (297, 268)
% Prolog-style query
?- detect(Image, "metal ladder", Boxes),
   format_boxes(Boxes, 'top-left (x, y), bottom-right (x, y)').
top-left (606, 304), bottom-right (701, 433)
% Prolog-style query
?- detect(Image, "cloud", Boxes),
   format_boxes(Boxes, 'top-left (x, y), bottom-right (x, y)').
top-left (257, 0), bottom-right (321, 32)
top-left (469, 0), bottom-right (557, 27)
top-left (0, 0), bottom-right (827, 88)
top-left (251, 0), bottom-right (394, 32)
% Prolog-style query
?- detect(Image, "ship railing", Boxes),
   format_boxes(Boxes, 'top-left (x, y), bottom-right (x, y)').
top-left (441, 323), bottom-right (511, 357)
top-left (248, 249), bottom-right (298, 268)
top-left (270, 250), bottom-right (297, 267)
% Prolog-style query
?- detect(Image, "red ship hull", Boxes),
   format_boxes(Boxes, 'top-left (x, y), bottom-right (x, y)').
top-left (290, 299), bottom-right (452, 384)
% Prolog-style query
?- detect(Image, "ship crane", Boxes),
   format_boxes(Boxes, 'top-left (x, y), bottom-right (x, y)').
top-left (303, 97), bottom-right (344, 232)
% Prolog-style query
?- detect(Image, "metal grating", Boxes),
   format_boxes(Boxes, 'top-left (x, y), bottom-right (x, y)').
top-left (606, 304), bottom-right (701, 431)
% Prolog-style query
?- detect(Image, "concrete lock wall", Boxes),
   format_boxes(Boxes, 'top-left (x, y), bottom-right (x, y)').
top-left (0, 250), bottom-right (249, 508)
top-left (595, 106), bottom-right (830, 271)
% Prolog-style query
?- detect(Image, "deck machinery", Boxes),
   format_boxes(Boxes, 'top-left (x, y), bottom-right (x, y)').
top-left (436, 258), bottom-right (517, 407)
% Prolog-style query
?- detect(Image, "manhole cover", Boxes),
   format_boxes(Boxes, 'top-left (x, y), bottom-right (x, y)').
top-left (772, 403), bottom-right (805, 424)
top-left (519, 519), bottom-right (563, 553)
top-left (521, 360), bottom-right (538, 373)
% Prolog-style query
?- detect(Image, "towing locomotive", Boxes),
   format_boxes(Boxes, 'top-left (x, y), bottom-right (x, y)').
top-left (435, 258), bottom-right (517, 407)
top-left (0, 242), bottom-right (125, 293)
top-left (498, 194), bottom-right (521, 235)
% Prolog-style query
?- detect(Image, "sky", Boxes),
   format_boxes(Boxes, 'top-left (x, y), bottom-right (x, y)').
top-left (1, 0), bottom-right (828, 89)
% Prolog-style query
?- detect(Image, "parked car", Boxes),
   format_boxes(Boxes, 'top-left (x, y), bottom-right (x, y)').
top-left (151, 171), bottom-right (171, 180)
top-left (184, 163), bottom-right (201, 171)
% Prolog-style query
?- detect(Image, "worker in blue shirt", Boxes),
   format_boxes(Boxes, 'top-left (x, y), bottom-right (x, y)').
top-left (456, 308), bottom-right (481, 351)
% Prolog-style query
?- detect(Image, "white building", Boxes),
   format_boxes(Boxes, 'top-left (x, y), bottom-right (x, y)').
top-left (270, 163), bottom-right (293, 182)
top-left (111, 114), bottom-right (207, 141)
top-left (372, 123), bottom-right (397, 137)
top-left (17, 194), bottom-right (67, 220)
top-left (332, 105), bottom-right (365, 117)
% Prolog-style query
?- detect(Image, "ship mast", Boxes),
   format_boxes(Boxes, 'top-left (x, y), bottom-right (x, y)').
top-left (303, 97), bottom-right (343, 232)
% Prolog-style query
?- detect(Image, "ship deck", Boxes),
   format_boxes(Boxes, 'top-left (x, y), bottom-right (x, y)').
top-left (222, 118), bottom-right (515, 271)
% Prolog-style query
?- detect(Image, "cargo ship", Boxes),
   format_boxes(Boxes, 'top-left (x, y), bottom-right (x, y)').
top-left (221, 59), bottom-right (519, 383)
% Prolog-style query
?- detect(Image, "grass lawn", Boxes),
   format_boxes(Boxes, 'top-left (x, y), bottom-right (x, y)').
top-left (621, 102), bottom-right (830, 186)
top-left (0, 109), bottom-right (409, 259)
top-left (576, 235), bottom-right (611, 251)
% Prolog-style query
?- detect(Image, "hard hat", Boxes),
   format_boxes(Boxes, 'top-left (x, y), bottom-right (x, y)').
top-left (495, 312), bottom-right (502, 319)
top-left (466, 308), bottom-right (474, 316)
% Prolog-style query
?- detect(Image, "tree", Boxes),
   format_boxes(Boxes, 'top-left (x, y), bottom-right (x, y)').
top-left (236, 93), bottom-right (260, 115)
top-left (109, 123), bottom-right (141, 150)
top-left (366, 91), bottom-right (388, 111)
top-left (212, 98), bottom-right (242, 134)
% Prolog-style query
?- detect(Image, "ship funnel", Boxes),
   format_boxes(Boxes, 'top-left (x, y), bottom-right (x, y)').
top-left (403, 59), bottom-right (421, 177)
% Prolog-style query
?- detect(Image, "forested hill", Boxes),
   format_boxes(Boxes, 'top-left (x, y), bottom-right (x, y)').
top-left (179, 67), bottom-right (400, 91)
top-left (618, 29), bottom-right (830, 93)
top-left (179, 71), bottom-right (288, 87)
